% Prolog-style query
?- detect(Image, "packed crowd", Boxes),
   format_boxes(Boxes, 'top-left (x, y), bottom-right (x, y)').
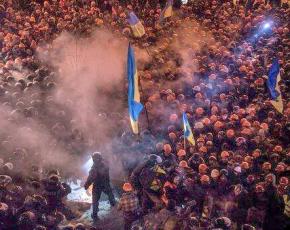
top-left (0, 0), bottom-right (289, 229)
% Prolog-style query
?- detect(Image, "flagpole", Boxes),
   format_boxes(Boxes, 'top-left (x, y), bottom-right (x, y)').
top-left (184, 135), bottom-right (186, 152)
top-left (139, 77), bottom-right (151, 132)
top-left (145, 47), bottom-right (151, 57)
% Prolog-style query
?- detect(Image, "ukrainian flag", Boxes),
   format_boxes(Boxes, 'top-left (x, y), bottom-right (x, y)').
top-left (182, 112), bottom-right (195, 146)
top-left (127, 44), bottom-right (143, 134)
top-left (267, 58), bottom-right (283, 114)
top-left (127, 11), bottom-right (145, 38)
top-left (159, 0), bottom-right (173, 23)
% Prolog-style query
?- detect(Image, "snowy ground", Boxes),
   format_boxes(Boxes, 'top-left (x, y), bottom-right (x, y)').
top-left (67, 180), bottom-right (93, 204)
top-left (67, 180), bottom-right (123, 229)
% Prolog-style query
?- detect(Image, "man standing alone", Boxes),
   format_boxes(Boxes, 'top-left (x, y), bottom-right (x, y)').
top-left (84, 152), bottom-right (116, 223)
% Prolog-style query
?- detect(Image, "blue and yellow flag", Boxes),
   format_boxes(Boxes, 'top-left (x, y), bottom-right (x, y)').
top-left (127, 44), bottom-right (143, 134)
top-left (159, 0), bottom-right (173, 23)
top-left (267, 58), bottom-right (283, 114)
top-left (182, 112), bottom-right (195, 146)
top-left (127, 11), bottom-right (145, 38)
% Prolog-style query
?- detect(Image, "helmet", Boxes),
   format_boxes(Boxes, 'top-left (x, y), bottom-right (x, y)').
top-left (123, 182), bottom-right (133, 192)
top-left (47, 169), bottom-right (60, 176)
top-left (148, 154), bottom-right (162, 164)
top-left (177, 149), bottom-right (186, 157)
top-left (221, 151), bottom-right (230, 159)
top-left (0, 202), bottom-right (9, 216)
top-left (48, 175), bottom-right (60, 184)
top-left (220, 169), bottom-right (229, 177)
top-left (279, 177), bottom-right (289, 186)
top-left (179, 160), bottom-right (189, 168)
top-left (241, 162), bottom-right (250, 169)
top-left (275, 164), bottom-right (285, 172)
top-left (200, 175), bottom-right (210, 183)
top-left (226, 129), bottom-right (235, 138)
top-left (273, 145), bottom-right (283, 153)
top-left (262, 162), bottom-right (271, 170)
top-left (214, 217), bottom-right (232, 228)
top-left (198, 164), bottom-right (208, 173)
top-left (211, 169), bottom-right (220, 178)
top-left (92, 152), bottom-right (102, 162)
top-left (163, 144), bottom-right (172, 155)
top-left (265, 173), bottom-right (275, 183)
top-left (18, 211), bottom-right (36, 226)
top-left (252, 149), bottom-right (261, 158)
top-left (168, 132), bottom-right (177, 141)
top-left (255, 184), bottom-right (265, 193)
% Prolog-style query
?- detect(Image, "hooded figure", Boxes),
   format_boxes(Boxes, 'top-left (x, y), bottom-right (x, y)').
top-left (84, 152), bottom-right (116, 222)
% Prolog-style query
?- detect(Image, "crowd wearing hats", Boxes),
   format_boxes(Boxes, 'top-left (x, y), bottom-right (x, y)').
top-left (0, 0), bottom-right (290, 229)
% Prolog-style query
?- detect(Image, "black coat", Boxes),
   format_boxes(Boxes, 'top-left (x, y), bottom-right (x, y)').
top-left (84, 160), bottom-right (111, 190)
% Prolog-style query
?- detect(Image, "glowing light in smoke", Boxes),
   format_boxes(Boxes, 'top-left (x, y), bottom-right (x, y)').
top-left (263, 23), bottom-right (270, 29)
top-left (83, 157), bottom-right (93, 173)
top-left (262, 21), bottom-right (273, 31)
top-left (67, 156), bottom-right (93, 203)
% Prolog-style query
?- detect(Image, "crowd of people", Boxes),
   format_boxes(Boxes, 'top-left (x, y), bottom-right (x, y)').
top-left (0, 0), bottom-right (289, 229)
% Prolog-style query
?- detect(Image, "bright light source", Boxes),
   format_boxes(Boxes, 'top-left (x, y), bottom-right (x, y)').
top-left (182, 0), bottom-right (188, 4)
top-left (83, 158), bottom-right (93, 173)
top-left (264, 23), bottom-right (270, 29)
top-left (263, 22), bottom-right (272, 30)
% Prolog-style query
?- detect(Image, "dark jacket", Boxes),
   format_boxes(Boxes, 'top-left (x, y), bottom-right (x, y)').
top-left (42, 181), bottom-right (70, 207)
top-left (84, 160), bottom-right (110, 190)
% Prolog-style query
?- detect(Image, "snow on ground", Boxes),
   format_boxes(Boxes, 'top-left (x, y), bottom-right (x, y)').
top-left (68, 180), bottom-right (92, 204)
top-left (67, 179), bottom-right (122, 229)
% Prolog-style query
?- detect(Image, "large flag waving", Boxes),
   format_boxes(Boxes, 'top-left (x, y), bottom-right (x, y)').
top-left (127, 11), bottom-right (145, 38)
top-left (127, 44), bottom-right (143, 134)
top-left (159, 0), bottom-right (173, 23)
top-left (267, 58), bottom-right (283, 114)
top-left (182, 112), bottom-right (195, 146)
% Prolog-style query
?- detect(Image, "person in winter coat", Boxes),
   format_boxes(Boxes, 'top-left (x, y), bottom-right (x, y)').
top-left (118, 182), bottom-right (141, 230)
top-left (84, 152), bottom-right (116, 222)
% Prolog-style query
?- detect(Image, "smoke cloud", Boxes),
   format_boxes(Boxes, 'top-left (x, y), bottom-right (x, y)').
top-left (0, 21), bottom-right (219, 182)
top-left (1, 29), bottom-right (147, 181)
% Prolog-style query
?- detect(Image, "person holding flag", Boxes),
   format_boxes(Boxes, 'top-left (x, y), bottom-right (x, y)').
top-left (159, 0), bottom-right (174, 23)
top-left (127, 43), bottom-right (143, 134)
top-left (267, 58), bottom-right (283, 114)
top-left (182, 112), bottom-right (195, 147)
top-left (127, 11), bottom-right (145, 38)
